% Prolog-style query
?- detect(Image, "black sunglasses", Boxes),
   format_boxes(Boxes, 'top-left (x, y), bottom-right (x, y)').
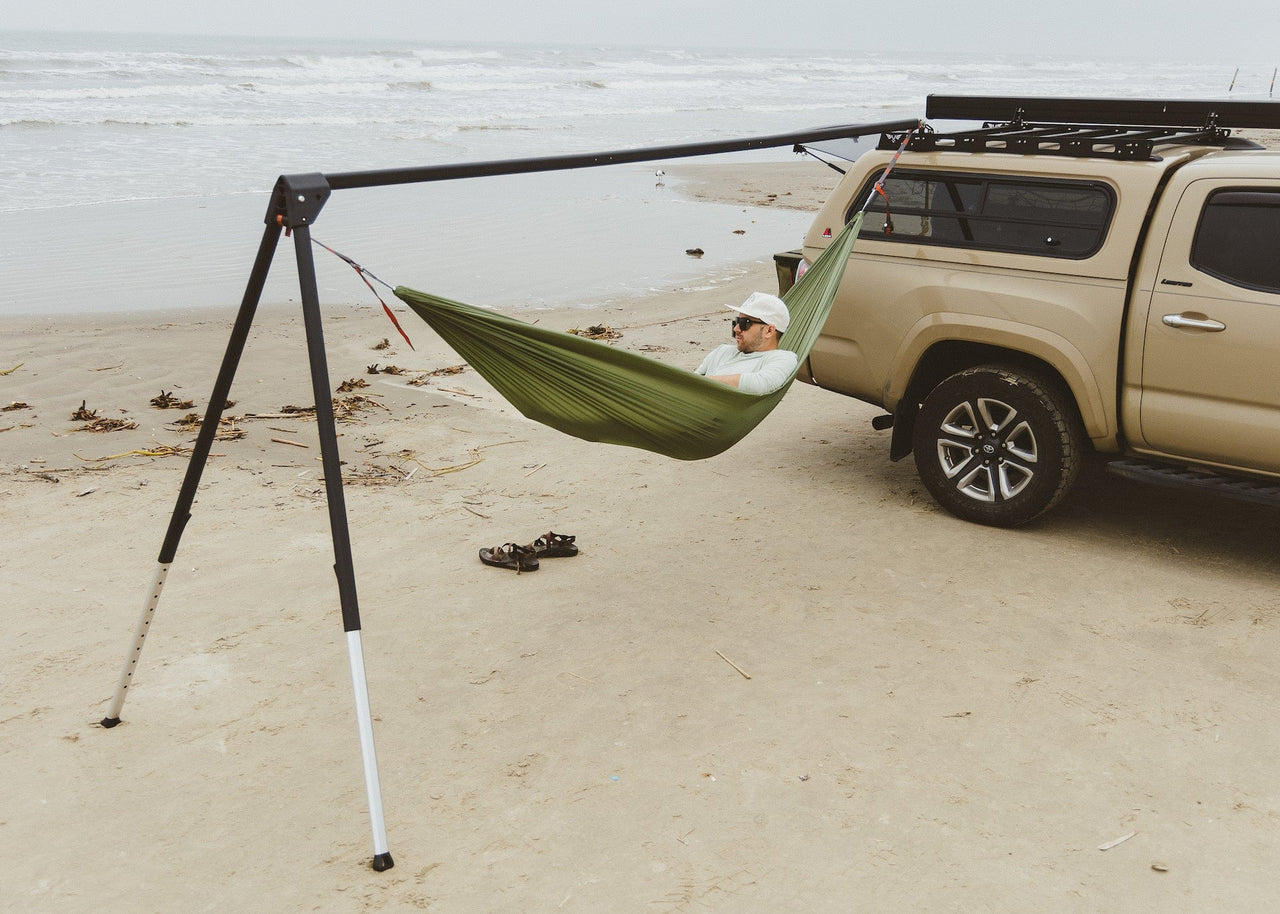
top-left (731, 316), bottom-right (766, 331)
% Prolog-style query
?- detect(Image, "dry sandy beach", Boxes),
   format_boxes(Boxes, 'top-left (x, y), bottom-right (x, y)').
top-left (5, 160), bottom-right (1280, 912)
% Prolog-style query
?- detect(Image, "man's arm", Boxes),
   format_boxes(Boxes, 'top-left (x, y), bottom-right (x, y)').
top-left (728, 351), bottom-right (798, 394)
top-left (706, 373), bottom-right (741, 388)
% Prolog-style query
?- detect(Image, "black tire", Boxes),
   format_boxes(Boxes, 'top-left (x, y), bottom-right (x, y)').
top-left (912, 365), bottom-right (1084, 527)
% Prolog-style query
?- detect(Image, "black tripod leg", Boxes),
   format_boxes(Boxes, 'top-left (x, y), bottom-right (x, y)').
top-left (292, 225), bottom-right (394, 872)
top-left (102, 221), bottom-right (282, 729)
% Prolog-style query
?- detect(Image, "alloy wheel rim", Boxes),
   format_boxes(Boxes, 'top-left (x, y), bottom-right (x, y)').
top-left (933, 396), bottom-right (1038, 502)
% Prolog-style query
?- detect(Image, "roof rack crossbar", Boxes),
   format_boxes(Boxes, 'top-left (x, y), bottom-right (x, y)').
top-left (926, 95), bottom-right (1280, 130)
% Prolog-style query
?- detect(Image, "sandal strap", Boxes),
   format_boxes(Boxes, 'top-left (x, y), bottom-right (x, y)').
top-left (502, 542), bottom-right (538, 571)
top-left (491, 543), bottom-right (538, 559)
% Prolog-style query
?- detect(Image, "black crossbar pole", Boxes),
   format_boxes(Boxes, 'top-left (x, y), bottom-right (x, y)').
top-left (102, 218), bottom-right (283, 728)
top-left (292, 222), bottom-right (394, 872)
top-left (323, 118), bottom-right (920, 191)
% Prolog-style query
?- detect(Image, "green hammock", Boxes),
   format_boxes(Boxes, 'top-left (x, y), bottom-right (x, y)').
top-left (394, 211), bottom-right (862, 461)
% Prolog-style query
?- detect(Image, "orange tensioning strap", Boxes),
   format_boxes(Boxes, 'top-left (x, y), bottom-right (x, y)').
top-left (866, 121), bottom-right (921, 236)
top-left (874, 182), bottom-right (894, 235)
top-left (311, 238), bottom-right (415, 351)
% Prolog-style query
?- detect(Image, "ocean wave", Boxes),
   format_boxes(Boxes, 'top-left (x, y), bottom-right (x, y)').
top-left (410, 47), bottom-right (505, 62)
top-left (0, 117), bottom-right (56, 128)
top-left (424, 78), bottom-right (587, 94)
top-left (87, 113), bottom-right (428, 127)
top-left (0, 82), bottom-right (228, 101)
top-left (280, 53), bottom-right (426, 77)
top-left (454, 124), bottom-right (548, 132)
top-left (258, 80), bottom-right (409, 96)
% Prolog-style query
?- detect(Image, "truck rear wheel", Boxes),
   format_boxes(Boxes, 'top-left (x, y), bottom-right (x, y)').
top-left (912, 365), bottom-right (1084, 527)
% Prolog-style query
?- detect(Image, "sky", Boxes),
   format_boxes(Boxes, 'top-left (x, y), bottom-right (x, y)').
top-left (6, 0), bottom-right (1279, 62)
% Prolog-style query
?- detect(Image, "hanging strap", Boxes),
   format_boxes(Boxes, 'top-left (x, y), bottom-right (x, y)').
top-left (874, 182), bottom-right (895, 235)
top-left (866, 122), bottom-right (922, 235)
top-left (312, 238), bottom-right (415, 350)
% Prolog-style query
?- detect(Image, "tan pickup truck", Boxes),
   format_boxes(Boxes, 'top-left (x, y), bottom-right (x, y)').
top-left (778, 96), bottom-right (1280, 526)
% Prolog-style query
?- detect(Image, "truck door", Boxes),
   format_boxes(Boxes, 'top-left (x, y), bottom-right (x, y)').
top-left (1136, 180), bottom-right (1280, 472)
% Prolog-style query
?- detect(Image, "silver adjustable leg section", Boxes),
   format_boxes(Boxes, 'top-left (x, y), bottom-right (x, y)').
top-left (101, 562), bottom-right (171, 728)
top-left (348, 631), bottom-right (393, 870)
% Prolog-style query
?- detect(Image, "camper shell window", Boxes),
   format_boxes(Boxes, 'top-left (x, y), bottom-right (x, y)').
top-left (850, 170), bottom-right (1115, 259)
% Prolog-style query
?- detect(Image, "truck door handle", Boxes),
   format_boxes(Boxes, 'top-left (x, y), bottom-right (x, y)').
top-left (1162, 314), bottom-right (1226, 332)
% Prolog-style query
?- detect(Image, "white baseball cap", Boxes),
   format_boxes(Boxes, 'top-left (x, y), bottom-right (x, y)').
top-left (728, 291), bottom-right (790, 333)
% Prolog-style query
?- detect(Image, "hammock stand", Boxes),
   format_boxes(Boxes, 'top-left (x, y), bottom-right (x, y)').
top-left (99, 117), bottom-right (920, 871)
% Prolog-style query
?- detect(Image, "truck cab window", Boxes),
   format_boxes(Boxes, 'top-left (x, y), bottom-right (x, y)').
top-left (1191, 189), bottom-right (1280, 293)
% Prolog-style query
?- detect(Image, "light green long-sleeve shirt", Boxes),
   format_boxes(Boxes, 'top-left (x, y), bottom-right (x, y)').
top-left (695, 344), bottom-right (798, 395)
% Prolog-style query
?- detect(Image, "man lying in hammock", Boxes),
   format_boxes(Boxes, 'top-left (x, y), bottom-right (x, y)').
top-left (695, 292), bottom-right (797, 395)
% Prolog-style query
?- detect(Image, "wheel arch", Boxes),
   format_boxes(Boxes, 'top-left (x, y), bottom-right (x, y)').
top-left (888, 340), bottom-right (1093, 461)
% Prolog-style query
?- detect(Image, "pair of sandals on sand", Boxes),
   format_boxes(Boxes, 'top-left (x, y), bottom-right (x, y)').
top-left (479, 531), bottom-right (578, 573)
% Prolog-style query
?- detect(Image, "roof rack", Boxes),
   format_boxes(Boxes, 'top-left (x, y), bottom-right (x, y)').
top-left (926, 95), bottom-right (1280, 128)
top-left (878, 95), bottom-right (1280, 160)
